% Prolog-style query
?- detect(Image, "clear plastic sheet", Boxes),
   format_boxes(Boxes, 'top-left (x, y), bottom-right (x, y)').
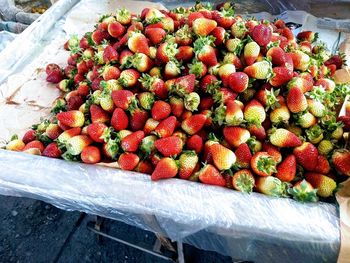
top-left (0, 0), bottom-right (346, 262)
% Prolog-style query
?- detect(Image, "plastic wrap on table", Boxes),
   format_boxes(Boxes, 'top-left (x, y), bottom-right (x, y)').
top-left (0, 0), bottom-right (347, 262)
top-left (0, 150), bottom-right (340, 263)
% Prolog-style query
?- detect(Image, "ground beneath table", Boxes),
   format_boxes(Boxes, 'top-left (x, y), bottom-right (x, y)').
top-left (0, 196), bottom-right (233, 263)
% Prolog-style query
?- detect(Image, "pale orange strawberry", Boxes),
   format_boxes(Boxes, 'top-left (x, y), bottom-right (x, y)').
top-left (244, 99), bottom-right (266, 125)
top-left (210, 143), bottom-right (236, 170)
top-left (57, 110), bottom-right (85, 128)
top-left (269, 128), bottom-right (302, 148)
top-left (243, 41), bottom-right (260, 65)
top-left (192, 18), bottom-right (217, 36)
top-left (178, 151), bottom-right (199, 179)
top-left (305, 173), bottom-right (336, 198)
top-left (223, 127), bottom-right (250, 148)
top-left (244, 60), bottom-right (272, 79)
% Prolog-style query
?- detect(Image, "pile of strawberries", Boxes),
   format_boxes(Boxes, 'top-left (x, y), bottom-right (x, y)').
top-left (5, 2), bottom-right (350, 202)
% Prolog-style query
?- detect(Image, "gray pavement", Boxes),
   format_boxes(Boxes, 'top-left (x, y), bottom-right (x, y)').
top-left (0, 196), bottom-right (232, 263)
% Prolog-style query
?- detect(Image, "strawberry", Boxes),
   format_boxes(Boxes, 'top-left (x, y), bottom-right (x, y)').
top-left (228, 72), bottom-right (249, 93)
top-left (210, 143), bottom-right (236, 170)
top-left (118, 152), bottom-right (140, 171)
top-left (287, 77), bottom-right (313, 93)
top-left (139, 74), bottom-right (168, 99)
top-left (87, 123), bottom-right (108, 143)
top-left (164, 60), bottom-right (181, 79)
top-left (305, 173), bottom-right (336, 198)
top-left (288, 180), bottom-right (318, 202)
top-left (178, 151), bottom-right (199, 179)
top-left (324, 54), bottom-right (345, 69)
top-left (175, 46), bottom-right (194, 62)
top-left (65, 135), bottom-right (92, 156)
top-left (296, 31), bottom-right (318, 43)
top-left (223, 127), bottom-right (250, 148)
top-left (307, 99), bottom-right (325, 118)
top-left (262, 142), bottom-right (282, 164)
top-left (189, 61), bottom-right (207, 78)
top-left (210, 26), bottom-right (226, 46)
top-left (81, 146), bottom-right (101, 164)
top-left (231, 20), bottom-right (247, 39)
top-left (332, 149), bottom-right (350, 176)
top-left (135, 160), bottom-right (154, 174)
top-left (151, 101), bottom-right (171, 121)
top-left (57, 127), bottom-right (81, 144)
top-left (244, 41), bottom-right (260, 65)
top-left (143, 118), bottom-right (159, 135)
top-left (276, 154), bottom-right (296, 182)
top-left (111, 90), bottom-right (135, 110)
top-left (139, 135), bottom-right (157, 155)
top-left (244, 60), bottom-right (272, 79)
top-left (290, 50), bottom-right (310, 71)
top-left (151, 157), bottom-right (178, 181)
top-left (198, 164), bottom-right (226, 187)
top-left (247, 124), bottom-right (266, 141)
top-left (255, 176), bottom-right (285, 197)
top-left (251, 24), bottom-right (272, 46)
top-left (187, 11), bottom-right (204, 26)
top-left (232, 169), bottom-right (255, 193)
top-left (234, 143), bottom-right (252, 168)
top-left (173, 74), bottom-right (196, 95)
top-left (154, 136), bottom-right (183, 157)
top-left (119, 69), bottom-right (140, 88)
top-left (101, 65), bottom-right (120, 81)
top-left (194, 37), bottom-right (218, 66)
top-left (127, 32), bottom-right (150, 56)
top-left (218, 100), bottom-right (243, 126)
top-left (90, 105), bottom-right (110, 123)
top-left (169, 96), bottom-right (184, 117)
top-left (42, 142), bottom-right (62, 158)
top-left (286, 87), bottom-right (308, 113)
top-left (315, 78), bottom-right (335, 93)
top-left (186, 134), bottom-right (203, 154)
top-left (156, 42), bottom-right (178, 63)
top-left (23, 140), bottom-right (45, 152)
top-left (293, 142), bottom-right (318, 171)
top-left (131, 53), bottom-right (153, 73)
top-left (154, 116), bottom-right (177, 138)
top-left (121, 130), bottom-right (145, 152)
top-left (297, 112), bottom-right (317, 129)
top-left (138, 92), bottom-right (155, 111)
top-left (181, 114), bottom-right (206, 135)
top-left (269, 67), bottom-right (293, 87)
top-left (269, 128), bottom-right (302, 148)
top-left (57, 110), bottom-right (84, 128)
top-left (244, 99), bottom-right (266, 125)
top-left (251, 152), bottom-right (277, 177)
top-left (313, 155), bottom-right (331, 175)
top-left (108, 21), bottom-right (125, 38)
top-left (266, 46), bottom-right (287, 66)
top-left (145, 27), bottom-right (166, 45)
top-left (175, 24), bottom-right (193, 46)
top-left (192, 18), bottom-right (217, 36)
top-left (129, 107), bottom-right (149, 131)
top-left (318, 140), bottom-right (333, 156)
top-left (22, 129), bottom-right (36, 144)
top-left (218, 63), bottom-right (236, 86)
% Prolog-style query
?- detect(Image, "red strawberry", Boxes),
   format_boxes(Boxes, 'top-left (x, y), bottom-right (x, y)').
top-left (90, 105), bottom-right (110, 123)
top-left (42, 142), bottom-right (62, 158)
top-left (210, 26), bottom-right (226, 46)
top-left (187, 12), bottom-right (204, 27)
top-left (65, 135), bottom-right (92, 155)
top-left (252, 24), bottom-right (272, 46)
top-left (81, 146), bottom-right (101, 164)
top-left (228, 72), bottom-right (249, 93)
top-left (269, 67), bottom-right (293, 87)
top-left (102, 65), bottom-right (120, 81)
top-left (247, 124), bottom-right (266, 141)
top-left (186, 134), bottom-right (203, 154)
top-left (262, 142), bottom-right (282, 164)
top-left (232, 169), bottom-right (255, 193)
top-left (154, 136), bottom-right (183, 157)
top-left (23, 140), bottom-right (45, 152)
top-left (121, 130), bottom-right (145, 152)
top-left (175, 46), bottom-right (194, 62)
top-left (251, 152), bottom-right (277, 177)
top-left (314, 155), bottom-right (331, 175)
top-left (145, 27), bottom-right (166, 45)
top-left (143, 118), bottom-right (159, 135)
top-left (57, 110), bottom-right (84, 128)
top-left (223, 127), bottom-right (250, 148)
top-left (174, 74), bottom-right (196, 95)
top-left (135, 160), bottom-right (154, 174)
top-left (151, 101), bottom-right (171, 121)
top-left (332, 149), bottom-right (350, 176)
top-left (286, 87), bottom-right (307, 113)
top-left (266, 46), bottom-right (287, 66)
top-left (276, 154), bottom-right (296, 182)
top-left (22, 129), bottom-right (36, 144)
top-left (169, 96), bottom-right (184, 117)
top-left (108, 21), bottom-right (125, 38)
top-left (192, 18), bottom-right (217, 36)
top-left (119, 69), bottom-right (140, 88)
top-left (154, 116), bottom-right (177, 138)
top-left (234, 143), bottom-right (252, 168)
top-left (140, 74), bottom-right (168, 99)
top-left (293, 142), bottom-right (318, 171)
top-left (118, 152), bottom-right (140, 171)
top-left (181, 114), bottom-right (206, 135)
top-left (87, 123), bottom-right (108, 143)
top-left (127, 32), bottom-right (150, 56)
top-left (194, 39), bottom-right (218, 66)
top-left (129, 108), bottom-right (149, 131)
top-left (269, 128), bottom-right (302, 148)
top-left (297, 31), bottom-right (318, 43)
top-left (156, 42), bottom-right (178, 64)
top-left (111, 108), bottom-right (129, 131)
top-left (304, 172), bottom-right (336, 198)
top-left (111, 90), bottom-right (134, 110)
top-left (151, 157), bottom-right (178, 180)
top-left (198, 164), bottom-right (226, 187)
top-left (324, 54), bottom-right (345, 69)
